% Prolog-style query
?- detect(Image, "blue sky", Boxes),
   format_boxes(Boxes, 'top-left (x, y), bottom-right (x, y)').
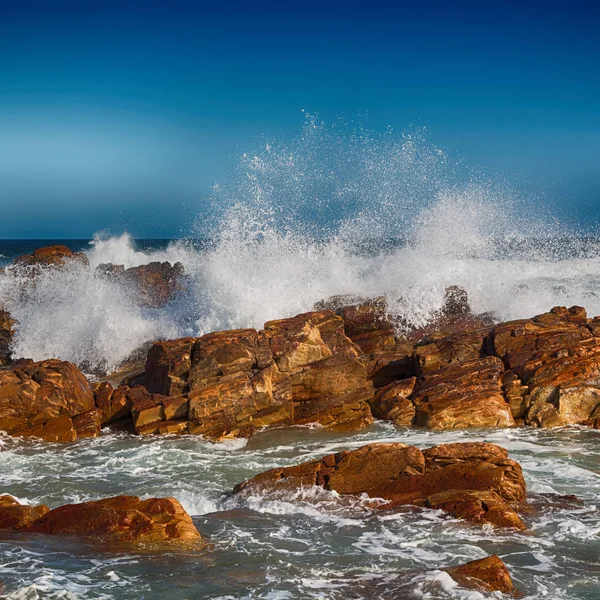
top-left (0, 0), bottom-right (598, 238)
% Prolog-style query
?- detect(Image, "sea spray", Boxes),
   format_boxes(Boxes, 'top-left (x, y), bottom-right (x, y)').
top-left (1, 118), bottom-right (599, 373)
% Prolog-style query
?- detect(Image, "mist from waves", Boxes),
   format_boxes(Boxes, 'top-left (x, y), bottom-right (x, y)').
top-left (2, 116), bottom-right (600, 373)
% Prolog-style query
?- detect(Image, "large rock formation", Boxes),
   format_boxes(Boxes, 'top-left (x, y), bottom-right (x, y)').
top-left (445, 554), bottom-right (516, 594)
top-left (1, 495), bottom-right (204, 549)
top-left (492, 306), bottom-right (600, 427)
top-left (113, 311), bottom-right (374, 440)
top-left (0, 307), bottom-right (15, 366)
top-left (96, 261), bottom-right (185, 308)
top-left (11, 245), bottom-right (89, 270)
top-left (233, 441), bottom-right (526, 529)
top-left (0, 359), bottom-right (99, 442)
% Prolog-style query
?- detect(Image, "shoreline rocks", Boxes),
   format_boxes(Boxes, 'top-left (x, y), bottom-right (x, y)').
top-left (232, 441), bottom-right (527, 529)
top-left (0, 495), bottom-right (205, 549)
top-left (0, 359), bottom-right (99, 443)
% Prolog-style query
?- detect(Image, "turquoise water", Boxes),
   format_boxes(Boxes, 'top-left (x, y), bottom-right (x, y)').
top-left (1, 423), bottom-right (598, 599)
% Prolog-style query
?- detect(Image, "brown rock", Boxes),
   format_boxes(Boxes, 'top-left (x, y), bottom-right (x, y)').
top-left (0, 359), bottom-right (97, 442)
top-left (412, 328), bottom-right (491, 376)
top-left (93, 381), bottom-right (133, 425)
top-left (24, 495), bottom-right (205, 548)
top-left (492, 306), bottom-right (600, 427)
top-left (12, 245), bottom-right (89, 270)
top-left (411, 357), bottom-right (515, 429)
top-left (233, 443), bottom-right (425, 495)
top-left (72, 407), bottom-right (102, 439)
top-left (133, 310), bottom-right (375, 440)
top-left (369, 377), bottom-right (416, 426)
top-left (0, 496), bottom-right (49, 530)
top-left (0, 307), bottom-right (15, 366)
top-left (96, 261), bottom-right (185, 308)
top-left (233, 441), bottom-right (526, 529)
top-left (445, 554), bottom-right (516, 594)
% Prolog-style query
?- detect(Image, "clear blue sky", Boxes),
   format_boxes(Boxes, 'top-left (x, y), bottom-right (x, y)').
top-left (1, 0), bottom-right (598, 238)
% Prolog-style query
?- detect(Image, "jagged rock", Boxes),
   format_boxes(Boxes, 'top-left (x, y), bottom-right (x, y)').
top-left (129, 311), bottom-right (374, 440)
top-left (0, 359), bottom-right (97, 442)
top-left (412, 327), bottom-right (491, 376)
top-left (96, 261), bottom-right (185, 308)
top-left (445, 554), bottom-right (516, 594)
top-left (19, 495), bottom-right (205, 549)
top-left (491, 306), bottom-right (600, 427)
top-left (12, 245), bottom-right (88, 270)
top-left (411, 356), bottom-right (515, 429)
top-left (0, 496), bottom-right (49, 530)
top-left (369, 377), bottom-right (416, 426)
top-left (233, 441), bottom-right (526, 529)
top-left (0, 308), bottom-right (15, 366)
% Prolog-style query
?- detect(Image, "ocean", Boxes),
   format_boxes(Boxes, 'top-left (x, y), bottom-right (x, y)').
top-left (1, 124), bottom-right (599, 598)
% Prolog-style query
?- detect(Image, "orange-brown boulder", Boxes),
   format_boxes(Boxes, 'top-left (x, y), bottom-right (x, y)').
top-left (491, 306), bottom-right (600, 427)
top-left (233, 441), bottom-right (526, 529)
top-left (412, 327), bottom-right (491, 376)
top-left (12, 245), bottom-right (88, 270)
top-left (411, 356), bottom-right (515, 429)
top-left (445, 554), bottom-right (516, 594)
top-left (0, 496), bottom-right (49, 530)
top-left (0, 307), bottom-right (15, 366)
top-left (96, 261), bottom-right (185, 308)
top-left (93, 381), bottom-right (133, 426)
top-left (25, 495), bottom-right (205, 549)
top-left (369, 377), bottom-right (416, 426)
top-left (131, 310), bottom-right (374, 440)
top-left (233, 443), bottom-right (425, 495)
top-left (0, 359), bottom-right (97, 442)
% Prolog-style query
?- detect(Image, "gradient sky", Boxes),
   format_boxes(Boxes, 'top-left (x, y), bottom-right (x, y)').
top-left (1, 0), bottom-right (599, 238)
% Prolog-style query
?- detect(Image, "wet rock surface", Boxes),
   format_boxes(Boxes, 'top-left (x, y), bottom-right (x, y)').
top-left (233, 441), bottom-right (527, 529)
top-left (2, 495), bottom-right (204, 549)
top-left (445, 554), bottom-right (516, 594)
top-left (0, 359), bottom-right (97, 442)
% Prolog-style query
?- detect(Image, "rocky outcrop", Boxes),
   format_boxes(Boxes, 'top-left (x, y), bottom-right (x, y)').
top-left (0, 308), bottom-right (15, 366)
top-left (12, 245), bottom-right (89, 270)
top-left (0, 496), bottom-right (49, 530)
top-left (119, 311), bottom-right (374, 440)
top-left (445, 554), bottom-right (516, 594)
top-left (2, 495), bottom-right (204, 549)
top-left (492, 306), bottom-right (600, 427)
top-left (0, 359), bottom-right (98, 442)
top-left (233, 441), bottom-right (526, 529)
top-left (96, 261), bottom-right (185, 308)
top-left (410, 356), bottom-right (515, 429)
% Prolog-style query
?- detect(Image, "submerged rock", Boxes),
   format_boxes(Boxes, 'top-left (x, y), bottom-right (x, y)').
top-left (0, 359), bottom-right (98, 442)
top-left (233, 441), bottom-right (526, 529)
top-left (445, 554), bottom-right (516, 594)
top-left (3, 495), bottom-right (204, 549)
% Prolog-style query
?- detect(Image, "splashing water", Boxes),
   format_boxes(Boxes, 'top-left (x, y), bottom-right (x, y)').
top-left (1, 117), bottom-right (599, 373)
